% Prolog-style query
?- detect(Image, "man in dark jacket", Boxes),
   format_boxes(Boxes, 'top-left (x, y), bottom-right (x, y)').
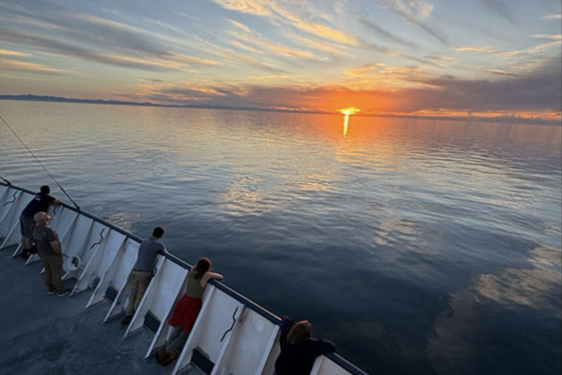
top-left (20, 185), bottom-right (61, 251)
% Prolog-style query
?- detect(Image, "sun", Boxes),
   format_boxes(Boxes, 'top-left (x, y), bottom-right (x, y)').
top-left (339, 107), bottom-right (361, 115)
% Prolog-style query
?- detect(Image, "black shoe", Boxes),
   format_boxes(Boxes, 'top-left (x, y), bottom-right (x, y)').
top-left (121, 315), bottom-right (133, 325)
top-left (57, 289), bottom-right (71, 297)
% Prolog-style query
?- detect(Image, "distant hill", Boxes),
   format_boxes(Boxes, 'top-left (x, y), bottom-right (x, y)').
top-left (0, 94), bottom-right (166, 108)
top-left (0, 94), bottom-right (318, 113)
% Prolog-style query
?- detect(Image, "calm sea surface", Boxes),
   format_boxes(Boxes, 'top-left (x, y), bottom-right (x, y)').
top-left (0, 100), bottom-right (561, 375)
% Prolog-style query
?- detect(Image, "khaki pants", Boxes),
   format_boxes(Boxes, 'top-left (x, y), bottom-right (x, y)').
top-left (125, 270), bottom-right (152, 316)
top-left (39, 253), bottom-right (65, 293)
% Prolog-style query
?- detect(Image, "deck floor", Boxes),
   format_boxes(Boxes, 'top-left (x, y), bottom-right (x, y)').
top-left (0, 244), bottom-right (203, 375)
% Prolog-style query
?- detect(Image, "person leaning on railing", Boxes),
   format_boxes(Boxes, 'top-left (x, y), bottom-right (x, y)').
top-left (121, 226), bottom-right (168, 325)
top-left (20, 185), bottom-right (61, 255)
top-left (156, 257), bottom-right (223, 366)
top-left (274, 316), bottom-right (336, 375)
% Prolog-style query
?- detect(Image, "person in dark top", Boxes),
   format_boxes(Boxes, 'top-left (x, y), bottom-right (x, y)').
top-left (20, 185), bottom-right (61, 251)
top-left (274, 316), bottom-right (336, 375)
top-left (120, 226), bottom-right (168, 325)
top-left (32, 211), bottom-right (69, 297)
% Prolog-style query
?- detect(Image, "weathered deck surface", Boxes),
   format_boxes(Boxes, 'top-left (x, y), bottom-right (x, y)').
top-left (0, 244), bottom-right (203, 375)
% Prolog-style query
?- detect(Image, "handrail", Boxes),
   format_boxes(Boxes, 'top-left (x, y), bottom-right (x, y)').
top-left (0, 181), bottom-right (369, 375)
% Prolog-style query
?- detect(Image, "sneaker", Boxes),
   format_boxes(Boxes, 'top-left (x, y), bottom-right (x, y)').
top-left (47, 290), bottom-right (56, 295)
top-left (57, 289), bottom-right (71, 297)
top-left (121, 315), bottom-right (133, 325)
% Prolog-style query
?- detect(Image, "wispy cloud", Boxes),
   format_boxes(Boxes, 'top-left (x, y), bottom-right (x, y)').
top-left (0, 28), bottom-right (220, 72)
top-left (530, 34), bottom-right (562, 40)
top-left (381, 0), bottom-right (433, 19)
top-left (357, 17), bottom-right (417, 48)
top-left (376, 0), bottom-right (447, 44)
top-left (543, 14), bottom-right (562, 20)
top-left (0, 1), bottom-right (221, 72)
top-left (227, 19), bottom-right (319, 61)
top-left (0, 48), bottom-right (30, 56)
top-left (210, 0), bottom-right (359, 46)
top-left (477, 0), bottom-right (513, 23)
top-left (455, 46), bottom-right (497, 53)
top-left (0, 57), bottom-right (66, 74)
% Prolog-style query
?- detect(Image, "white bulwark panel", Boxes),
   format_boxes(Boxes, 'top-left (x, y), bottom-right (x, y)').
top-left (173, 288), bottom-right (245, 375)
top-left (313, 357), bottom-right (355, 375)
top-left (76, 228), bottom-right (127, 298)
top-left (0, 188), bottom-right (33, 249)
top-left (103, 238), bottom-right (141, 321)
top-left (213, 309), bottom-right (280, 375)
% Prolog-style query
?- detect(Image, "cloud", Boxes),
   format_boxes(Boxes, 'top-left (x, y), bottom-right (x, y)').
top-left (0, 57), bottom-right (66, 74)
top-left (455, 46), bottom-right (497, 53)
top-left (376, 0), bottom-right (448, 44)
top-left (530, 34), bottom-right (562, 40)
top-left (210, 0), bottom-right (359, 46)
top-left (543, 14), bottom-right (562, 19)
top-left (0, 1), bottom-right (221, 71)
top-left (381, 0), bottom-right (433, 19)
top-left (477, 0), bottom-right (514, 23)
top-left (0, 28), bottom-right (219, 72)
top-left (226, 19), bottom-right (320, 61)
top-left (129, 52), bottom-right (561, 118)
top-left (0, 48), bottom-right (30, 57)
top-left (357, 17), bottom-right (418, 48)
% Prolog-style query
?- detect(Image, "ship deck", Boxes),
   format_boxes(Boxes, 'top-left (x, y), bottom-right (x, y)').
top-left (0, 244), bottom-right (203, 375)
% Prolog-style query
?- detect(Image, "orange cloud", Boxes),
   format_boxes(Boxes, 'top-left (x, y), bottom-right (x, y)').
top-left (0, 49), bottom-right (31, 57)
top-left (0, 58), bottom-right (65, 74)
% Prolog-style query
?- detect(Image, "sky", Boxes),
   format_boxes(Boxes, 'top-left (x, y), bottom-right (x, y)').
top-left (0, 0), bottom-right (561, 122)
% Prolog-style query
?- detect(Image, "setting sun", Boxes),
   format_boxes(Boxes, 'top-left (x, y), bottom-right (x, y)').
top-left (339, 107), bottom-right (361, 116)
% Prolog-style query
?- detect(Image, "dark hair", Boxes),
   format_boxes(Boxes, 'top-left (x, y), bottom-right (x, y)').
top-left (40, 185), bottom-right (50, 194)
top-left (152, 226), bottom-right (164, 238)
top-left (287, 320), bottom-right (312, 345)
top-left (193, 257), bottom-right (211, 280)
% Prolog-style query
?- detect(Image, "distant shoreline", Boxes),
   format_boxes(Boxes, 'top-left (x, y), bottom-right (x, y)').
top-left (1, 95), bottom-right (560, 126)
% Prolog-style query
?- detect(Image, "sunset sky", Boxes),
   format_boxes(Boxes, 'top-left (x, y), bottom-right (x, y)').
top-left (0, 0), bottom-right (560, 122)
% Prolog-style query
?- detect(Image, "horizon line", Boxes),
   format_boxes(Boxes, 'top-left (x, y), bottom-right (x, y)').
top-left (0, 94), bottom-right (560, 126)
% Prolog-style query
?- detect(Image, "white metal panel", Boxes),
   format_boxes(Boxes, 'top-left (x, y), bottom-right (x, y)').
top-left (0, 189), bottom-right (33, 248)
top-left (316, 357), bottom-right (354, 375)
top-left (1, 189), bottom-right (27, 230)
top-left (103, 239), bottom-right (141, 321)
top-left (214, 309), bottom-right (279, 375)
top-left (145, 270), bottom-right (191, 359)
top-left (74, 228), bottom-right (125, 297)
top-left (260, 335), bottom-right (281, 375)
top-left (85, 235), bottom-right (128, 308)
top-left (173, 288), bottom-right (245, 375)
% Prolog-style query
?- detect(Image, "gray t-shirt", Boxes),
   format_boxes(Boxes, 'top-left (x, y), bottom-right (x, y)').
top-left (33, 225), bottom-right (60, 256)
top-left (133, 237), bottom-right (165, 272)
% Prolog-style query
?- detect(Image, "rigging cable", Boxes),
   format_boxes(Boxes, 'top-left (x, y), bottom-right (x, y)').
top-left (0, 112), bottom-right (80, 210)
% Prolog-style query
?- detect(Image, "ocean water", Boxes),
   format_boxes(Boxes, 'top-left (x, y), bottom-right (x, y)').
top-left (0, 100), bottom-right (560, 375)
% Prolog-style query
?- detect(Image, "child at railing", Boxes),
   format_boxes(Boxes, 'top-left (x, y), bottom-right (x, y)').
top-left (156, 257), bottom-right (223, 366)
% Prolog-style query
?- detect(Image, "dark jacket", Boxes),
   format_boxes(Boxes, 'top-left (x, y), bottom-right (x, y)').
top-left (274, 316), bottom-right (336, 375)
